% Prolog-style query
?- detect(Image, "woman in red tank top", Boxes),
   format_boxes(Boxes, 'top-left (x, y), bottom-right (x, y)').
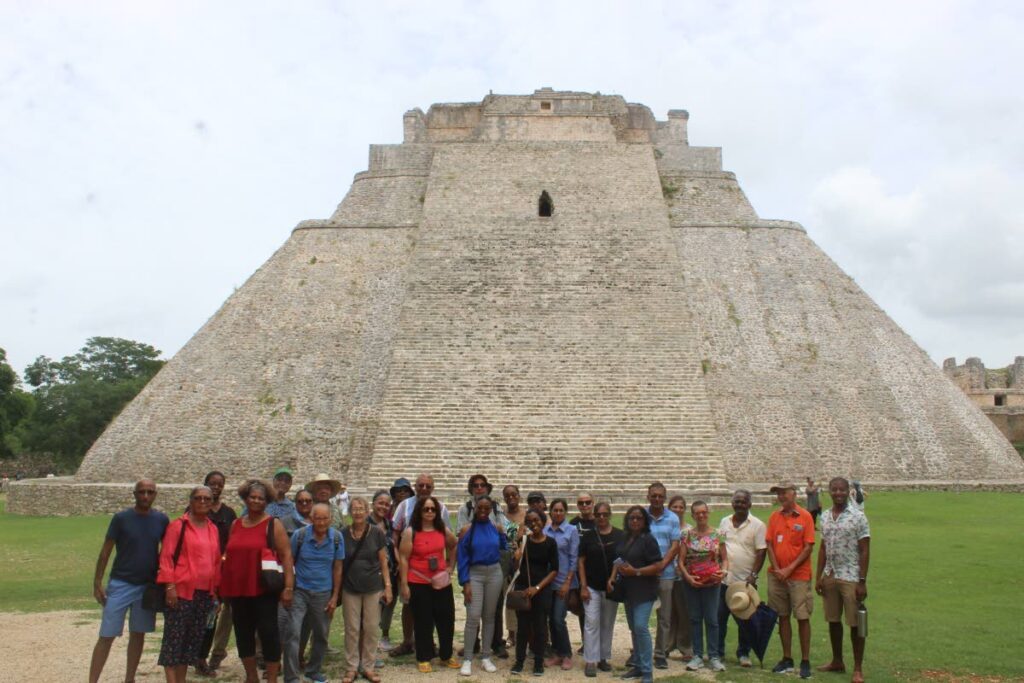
top-left (221, 479), bottom-right (294, 683)
top-left (398, 495), bottom-right (458, 672)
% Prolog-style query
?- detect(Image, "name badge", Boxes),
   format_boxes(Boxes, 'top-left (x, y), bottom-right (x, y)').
top-left (776, 534), bottom-right (784, 543)
top-left (794, 524), bottom-right (804, 532)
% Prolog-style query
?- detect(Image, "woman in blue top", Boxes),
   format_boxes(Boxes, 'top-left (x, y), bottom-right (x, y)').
top-left (457, 497), bottom-right (508, 676)
top-left (543, 498), bottom-right (580, 670)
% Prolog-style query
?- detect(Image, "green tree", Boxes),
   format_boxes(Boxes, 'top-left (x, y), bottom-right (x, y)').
top-left (0, 348), bottom-right (34, 458)
top-left (19, 337), bottom-right (165, 468)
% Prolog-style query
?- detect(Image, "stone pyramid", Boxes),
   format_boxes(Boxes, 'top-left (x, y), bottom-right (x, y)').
top-left (13, 89), bottom-right (1022, 513)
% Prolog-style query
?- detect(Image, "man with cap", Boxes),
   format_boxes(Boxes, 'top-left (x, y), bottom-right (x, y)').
top-left (716, 489), bottom-right (767, 667)
top-left (267, 467), bottom-right (297, 519)
top-left (815, 477), bottom-right (870, 683)
top-left (307, 473), bottom-right (346, 530)
top-left (766, 482), bottom-right (815, 678)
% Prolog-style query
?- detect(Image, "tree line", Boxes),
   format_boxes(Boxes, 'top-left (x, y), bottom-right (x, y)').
top-left (0, 337), bottom-right (164, 474)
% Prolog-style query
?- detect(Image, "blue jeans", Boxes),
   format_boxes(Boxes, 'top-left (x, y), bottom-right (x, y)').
top-left (682, 583), bottom-right (721, 659)
top-left (717, 583), bottom-right (751, 658)
top-left (549, 592), bottom-right (572, 658)
top-left (624, 599), bottom-right (655, 678)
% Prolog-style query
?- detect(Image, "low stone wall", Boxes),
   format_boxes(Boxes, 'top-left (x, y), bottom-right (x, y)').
top-left (6, 478), bottom-right (196, 516)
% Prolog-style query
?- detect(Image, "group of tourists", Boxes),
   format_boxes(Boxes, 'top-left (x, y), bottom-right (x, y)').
top-left (88, 470), bottom-right (870, 683)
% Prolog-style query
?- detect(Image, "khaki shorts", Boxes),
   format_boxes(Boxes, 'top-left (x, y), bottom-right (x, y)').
top-left (821, 575), bottom-right (858, 626)
top-left (767, 575), bottom-right (813, 620)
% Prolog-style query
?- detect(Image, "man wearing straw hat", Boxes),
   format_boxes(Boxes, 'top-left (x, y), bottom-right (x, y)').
top-left (307, 473), bottom-right (346, 530)
top-left (716, 489), bottom-right (767, 667)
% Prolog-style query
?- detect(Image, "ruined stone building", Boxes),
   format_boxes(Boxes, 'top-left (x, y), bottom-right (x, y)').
top-left (11, 89), bottom-right (1023, 514)
top-left (944, 357), bottom-right (1024, 445)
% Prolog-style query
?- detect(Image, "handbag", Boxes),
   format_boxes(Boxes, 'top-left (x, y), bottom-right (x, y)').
top-left (259, 517), bottom-right (285, 596)
top-left (142, 517), bottom-right (188, 612)
top-left (411, 567), bottom-right (452, 590)
top-left (566, 587), bottom-right (583, 616)
top-left (505, 540), bottom-right (532, 611)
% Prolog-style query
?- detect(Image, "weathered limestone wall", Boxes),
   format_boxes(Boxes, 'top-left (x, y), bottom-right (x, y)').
top-left (943, 356), bottom-right (1024, 444)
top-left (72, 227), bottom-right (417, 488)
top-left (673, 226), bottom-right (1024, 482)
top-left (363, 141), bottom-right (727, 499)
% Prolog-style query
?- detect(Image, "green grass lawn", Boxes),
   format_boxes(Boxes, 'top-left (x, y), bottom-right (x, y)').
top-left (1, 492), bottom-right (1022, 681)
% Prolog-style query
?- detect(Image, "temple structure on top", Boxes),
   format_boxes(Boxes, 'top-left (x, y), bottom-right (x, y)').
top-left (11, 89), bottom-right (1022, 514)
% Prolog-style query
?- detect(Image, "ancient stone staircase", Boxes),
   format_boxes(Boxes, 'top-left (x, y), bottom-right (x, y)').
top-left (353, 141), bottom-right (728, 502)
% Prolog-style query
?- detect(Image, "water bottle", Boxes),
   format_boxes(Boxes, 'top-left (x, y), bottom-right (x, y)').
top-left (856, 601), bottom-right (868, 638)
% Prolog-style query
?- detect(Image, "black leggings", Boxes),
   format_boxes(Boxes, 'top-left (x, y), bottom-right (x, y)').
top-left (231, 594), bottom-right (281, 662)
top-left (409, 583), bottom-right (455, 663)
top-left (515, 589), bottom-right (552, 666)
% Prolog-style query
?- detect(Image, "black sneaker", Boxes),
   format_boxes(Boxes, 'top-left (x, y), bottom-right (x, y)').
top-left (772, 658), bottom-right (795, 674)
top-left (598, 660), bottom-right (613, 672)
top-left (585, 663), bottom-right (597, 677)
top-left (533, 662), bottom-right (544, 677)
top-left (494, 645), bottom-right (510, 660)
top-left (800, 660), bottom-right (812, 679)
top-left (654, 657), bottom-right (668, 670)
top-left (620, 668), bottom-right (642, 680)
top-left (511, 661), bottom-right (525, 675)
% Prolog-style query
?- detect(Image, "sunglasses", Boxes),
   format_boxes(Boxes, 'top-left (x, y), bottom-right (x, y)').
top-left (297, 498), bottom-right (313, 504)
top-left (577, 500), bottom-right (593, 506)
top-left (422, 507), bottom-right (437, 512)
top-left (595, 512), bottom-right (611, 518)
top-left (471, 481), bottom-right (488, 489)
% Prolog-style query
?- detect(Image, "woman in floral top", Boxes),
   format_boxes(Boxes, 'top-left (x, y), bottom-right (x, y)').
top-left (678, 501), bottom-right (729, 672)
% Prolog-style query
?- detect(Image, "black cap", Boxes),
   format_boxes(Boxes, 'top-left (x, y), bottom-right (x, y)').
top-left (526, 491), bottom-right (546, 502)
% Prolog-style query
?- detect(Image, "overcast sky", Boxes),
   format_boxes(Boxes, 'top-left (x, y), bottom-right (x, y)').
top-left (3, 0), bottom-right (1022, 376)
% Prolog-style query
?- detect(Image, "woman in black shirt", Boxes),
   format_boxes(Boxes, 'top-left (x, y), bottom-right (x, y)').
top-left (510, 509), bottom-right (558, 677)
top-left (609, 505), bottom-right (663, 683)
top-left (578, 502), bottom-right (625, 676)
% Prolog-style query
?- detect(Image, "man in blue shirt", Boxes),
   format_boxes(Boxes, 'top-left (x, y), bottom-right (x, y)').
top-left (283, 503), bottom-right (345, 683)
top-left (646, 482), bottom-right (680, 669)
top-left (267, 467), bottom-right (297, 519)
top-left (88, 479), bottom-right (170, 683)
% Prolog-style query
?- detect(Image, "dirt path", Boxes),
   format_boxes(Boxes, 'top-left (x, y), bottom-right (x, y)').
top-left (0, 609), bottom-right (720, 682)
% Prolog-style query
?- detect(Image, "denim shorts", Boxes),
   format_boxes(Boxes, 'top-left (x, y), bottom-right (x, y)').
top-left (99, 579), bottom-right (157, 637)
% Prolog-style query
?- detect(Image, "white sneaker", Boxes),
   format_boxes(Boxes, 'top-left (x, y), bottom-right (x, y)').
top-left (379, 637), bottom-right (394, 651)
top-left (686, 656), bottom-right (704, 671)
top-left (739, 655), bottom-right (752, 668)
top-left (460, 660), bottom-right (473, 676)
top-left (709, 658), bottom-right (726, 672)
top-left (481, 657), bottom-right (498, 673)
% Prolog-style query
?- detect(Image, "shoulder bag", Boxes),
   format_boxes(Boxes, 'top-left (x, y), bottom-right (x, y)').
top-left (606, 534), bottom-right (629, 603)
top-left (259, 517), bottom-right (285, 595)
top-left (505, 540), bottom-right (533, 611)
top-left (142, 518), bottom-right (188, 612)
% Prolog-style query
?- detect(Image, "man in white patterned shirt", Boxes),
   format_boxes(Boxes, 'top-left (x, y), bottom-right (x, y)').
top-left (815, 477), bottom-right (870, 683)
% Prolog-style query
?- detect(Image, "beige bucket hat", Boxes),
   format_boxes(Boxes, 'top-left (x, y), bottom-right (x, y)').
top-left (305, 473), bottom-right (343, 497)
top-left (726, 582), bottom-right (761, 620)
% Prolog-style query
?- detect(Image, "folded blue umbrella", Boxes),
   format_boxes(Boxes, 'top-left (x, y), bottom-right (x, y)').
top-left (737, 603), bottom-right (779, 667)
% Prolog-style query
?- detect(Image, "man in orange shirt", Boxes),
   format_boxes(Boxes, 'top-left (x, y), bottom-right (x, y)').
top-left (765, 482), bottom-right (815, 679)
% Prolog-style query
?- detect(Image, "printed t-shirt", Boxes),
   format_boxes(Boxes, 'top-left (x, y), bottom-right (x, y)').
top-left (579, 527), bottom-right (626, 591)
top-left (106, 508), bottom-right (170, 585)
top-left (765, 505), bottom-right (815, 581)
top-left (292, 526), bottom-right (345, 593)
top-left (820, 505), bottom-right (870, 582)
top-left (681, 528), bottom-right (723, 581)
top-left (342, 525), bottom-right (386, 594)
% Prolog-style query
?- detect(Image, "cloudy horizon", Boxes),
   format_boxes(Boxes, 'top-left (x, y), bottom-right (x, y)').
top-left (3, 0), bottom-right (1022, 375)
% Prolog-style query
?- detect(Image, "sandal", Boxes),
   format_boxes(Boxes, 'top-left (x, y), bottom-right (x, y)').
top-left (364, 671), bottom-right (382, 683)
top-left (417, 662), bottom-right (433, 673)
top-left (343, 671), bottom-right (358, 683)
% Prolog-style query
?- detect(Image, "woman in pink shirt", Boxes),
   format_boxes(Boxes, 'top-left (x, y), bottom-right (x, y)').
top-left (157, 485), bottom-right (223, 683)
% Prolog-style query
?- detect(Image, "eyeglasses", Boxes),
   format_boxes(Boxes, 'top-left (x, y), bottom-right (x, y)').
top-left (627, 515), bottom-right (645, 521)
top-left (471, 481), bottom-right (488, 489)
top-left (191, 496), bottom-right (212, 502)
top-left (297, 499), bottom-right (313, 505)
top-left (595, 512), bottom-right (611, 518)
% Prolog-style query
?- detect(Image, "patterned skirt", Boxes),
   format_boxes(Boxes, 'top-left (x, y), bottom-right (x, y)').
top-left (158, 589), bottom-right (215, 666)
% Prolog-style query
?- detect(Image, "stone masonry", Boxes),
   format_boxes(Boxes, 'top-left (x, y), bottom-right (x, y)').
top-left (10, 89), bottom-right (1024, 514)
top-left (944, 357), bottom-right (1024, 444)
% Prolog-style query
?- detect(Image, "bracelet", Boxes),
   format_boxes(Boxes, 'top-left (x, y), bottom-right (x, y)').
top-left (165, 584), bottom-right (176, 592)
